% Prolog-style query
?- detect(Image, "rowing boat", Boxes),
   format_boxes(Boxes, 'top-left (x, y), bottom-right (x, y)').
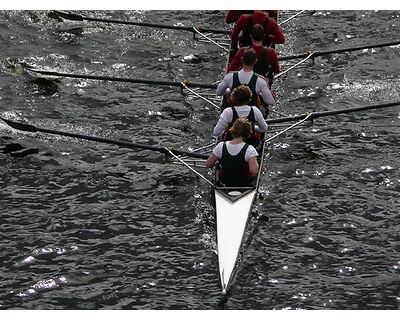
top-left (214, 141), bottom-right (267, 293)
top-left (213, 13), bottom-right (279, 294)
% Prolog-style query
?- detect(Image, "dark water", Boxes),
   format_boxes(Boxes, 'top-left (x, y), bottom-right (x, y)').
top-left (0, 10), bottom-right (399, 310)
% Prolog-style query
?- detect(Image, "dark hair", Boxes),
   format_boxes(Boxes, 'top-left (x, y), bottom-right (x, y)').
top-left (229, 117), bottom-right (252, 139)
top-left (251, 24), bottom-right (265, 42)
top-left (242, 48), bottom-right (257, 66)
top-left (231, 85), bottom-right (252, 106)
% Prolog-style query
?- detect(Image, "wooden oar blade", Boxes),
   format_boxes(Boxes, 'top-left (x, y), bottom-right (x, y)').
top-left (52, 10), bottom-right (84, 21)
top-left (0, 117), bottom-right (37, 132)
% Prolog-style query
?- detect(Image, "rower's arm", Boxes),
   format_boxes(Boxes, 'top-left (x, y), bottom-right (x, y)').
top-left (253, 108), bottom-right (268, 132)
top-left (257, 79), bottom-right (275, 105)
top-left (270, 19), bottom-right (285, 44)
top-left (230, 15), bottom-right (246, 45)
top-left (225, 10), bottom-right (240, 24)
top-left (227, 50), bottom-right (243, 73)
top-left (216, 74), bottom-right (232, 96)
top-left (206, 153), bottom-right (219, 168)
top-left (213, 109), bottom-right (231, 136)
top-left (248, 156), bottom-right (259, 176)
top-left (269, 49), bottom-right (280, 74)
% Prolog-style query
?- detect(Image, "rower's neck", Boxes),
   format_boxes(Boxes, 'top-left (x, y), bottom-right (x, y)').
top-left (230, 137), bottom-right (244, 144)
top-left (242, 65), bottom-right (254, 72)
top-left (252, 41), bottom-right (263, 47)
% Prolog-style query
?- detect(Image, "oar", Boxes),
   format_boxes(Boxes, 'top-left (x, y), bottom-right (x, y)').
top-left (279, 40), bottom-right (400, 61)
top-left (27, 68), bottom-right (218, 89)
top-left (278, 10), bottom-right (307, 26)
top-left (266, 101), bottom-right (400, 124)
top-left (0, 117), bottom-right (209, 160)
top-left (52, 11), bottom-right (231, 35)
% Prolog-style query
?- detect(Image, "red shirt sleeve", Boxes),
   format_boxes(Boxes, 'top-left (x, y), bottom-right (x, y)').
top-left (225, 11), bottom-right (240, 24)
top-left (227, 48), bottom-right (244, 73)
top-left (268, 18), bottom-right (285, 44)
top-left (231, 14), bottom-right (247, 44)
top-left (268, 49), bottom-right (280, 74)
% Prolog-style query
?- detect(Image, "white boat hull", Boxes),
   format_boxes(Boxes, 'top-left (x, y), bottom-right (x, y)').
top-left (215, 188), bottom-right (256, 293)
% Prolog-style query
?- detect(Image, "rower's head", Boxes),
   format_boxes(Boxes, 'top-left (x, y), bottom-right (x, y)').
top-left (250, 24), bottom-right (265, 43)
top-left (231, 85), bottom-right (252, 106)
top-left (241, 48), bottom-right (257, 68)
top-left (229, 117), bottom-right (252, 139)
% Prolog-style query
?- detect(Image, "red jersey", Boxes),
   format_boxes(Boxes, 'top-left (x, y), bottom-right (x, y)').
top-left (225, 10), bottom-right (278, 23)
top-left (231, 11), bottom-right (285, 47)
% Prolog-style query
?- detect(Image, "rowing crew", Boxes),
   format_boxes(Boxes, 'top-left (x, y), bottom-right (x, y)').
top-left (206, 85), bottom-right (267, 187)
top-left (218, 19), bottom-right (284, 112)
top-left (205, 11), bottom-right (285, 188)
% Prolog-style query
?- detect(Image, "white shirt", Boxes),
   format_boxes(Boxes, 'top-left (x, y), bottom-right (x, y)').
top-left (216, 70), bottom-right (275, 105)
top-left (213, 141), bottom-right (258, 162)
top-left (213, 105), bottom-right (268, 137)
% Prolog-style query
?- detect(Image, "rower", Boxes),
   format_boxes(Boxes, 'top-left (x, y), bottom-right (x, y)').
top-left (206, 117), bottom-right (259, 188)
top-left (227, 24), bottom-right (280, 88)
top-left (225, 10), bottom-right (278, 24)
top-left (213, 85), bottom-right (268, 148)
top-left (231, 10), bottom-right (285, 48)
top-left (216, 48), bottom-right (275, 110)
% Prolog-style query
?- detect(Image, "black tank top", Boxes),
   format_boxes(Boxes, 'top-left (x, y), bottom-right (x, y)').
top-left (232, 72), bottom-right (259, 106)
top-left (230, 106), bottom-right (256, 129)
top-left (253, 47), bottom-right (270, 78)
top-left (219, 142), bottom-right (250, 187)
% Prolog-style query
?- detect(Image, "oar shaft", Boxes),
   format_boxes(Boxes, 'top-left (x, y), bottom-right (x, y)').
top-left (278, 10), bottom-right (306, 26)
top-left (0, 118), bottom-right (209, 160)
top-left (29, 69), bottom-right (217, 89)
top-left (266, 101), bottom-right (400, 124)
top-left (167, 150), bottom-right (214, 187)
top-left (312, 101), bottom-right (400, 119)
top-left (53, 11), bottom-right (231, 35)
top-left (279, 40), bottom-right (400, 61)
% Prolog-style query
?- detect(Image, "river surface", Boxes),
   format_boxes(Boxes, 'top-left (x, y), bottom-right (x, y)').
top-left (0, 10), bottom-right (400, 310)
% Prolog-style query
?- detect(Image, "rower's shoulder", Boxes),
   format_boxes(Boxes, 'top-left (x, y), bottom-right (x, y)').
top-left (267, 47), bottom-right (278, 57)
top-left (246, 143), bottom-right (259, 155)
top-left (224, 70), bottom-right (236, 77)
top-left (255, 73), bottom-right (267, 81)
top-left (237, 14), bottom-right (249, 23)
top-left (215, 140), bottom-right (225, 150)
top-left (267, 16), bottom-right (280, 26)
top-left (251, 105), bottom-right (263, 112)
